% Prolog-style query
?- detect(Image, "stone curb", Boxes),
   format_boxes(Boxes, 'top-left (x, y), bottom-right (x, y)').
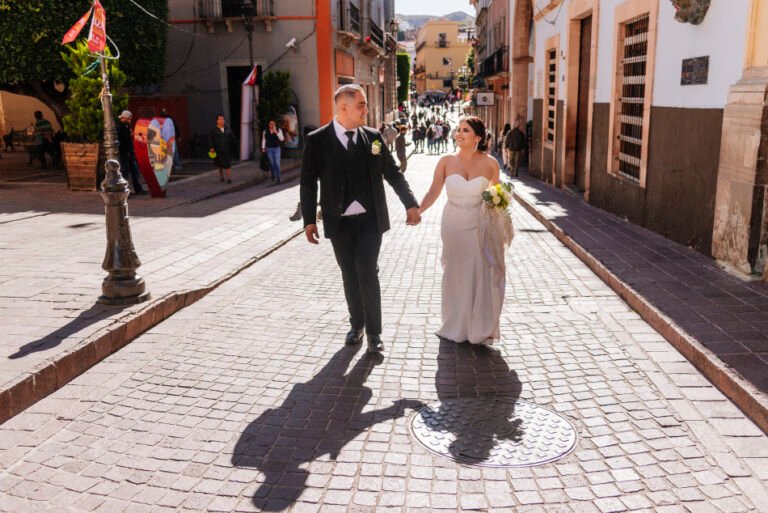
top-left (512, 185), bottom-right (768, 435)
top-left (0, 172), bottom-right (305, 425)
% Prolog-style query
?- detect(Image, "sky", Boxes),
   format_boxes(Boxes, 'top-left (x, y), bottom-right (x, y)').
top-left (395, 0), bottom-right (475, 17)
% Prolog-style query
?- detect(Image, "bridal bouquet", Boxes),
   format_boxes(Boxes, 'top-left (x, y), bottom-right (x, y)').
top-left (482, 182), bottom-right (514, 215)
top-left (479, 182), bottom-right (515, 280)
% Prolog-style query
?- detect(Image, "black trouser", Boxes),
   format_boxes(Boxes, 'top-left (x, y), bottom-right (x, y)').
top-left (330, 213), bottom-right (382, 336)
top-left (120, 156), bottom-right (145, 192)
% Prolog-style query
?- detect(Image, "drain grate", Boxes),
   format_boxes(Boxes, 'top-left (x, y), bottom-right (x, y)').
top-left (410, 397), bottom-right (578, 467)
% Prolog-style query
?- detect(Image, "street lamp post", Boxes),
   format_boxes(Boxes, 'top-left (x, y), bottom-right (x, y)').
top-left (97, 55), bottom-right (149, 305)
top-left (242, 0), bottom-right (257, 161)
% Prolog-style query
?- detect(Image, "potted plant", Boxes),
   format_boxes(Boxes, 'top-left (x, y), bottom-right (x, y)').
top-left (60, 40), bottom-right (127, 191)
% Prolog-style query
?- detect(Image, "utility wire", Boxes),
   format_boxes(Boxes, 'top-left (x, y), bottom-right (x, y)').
top-left (126, 0), bottom-right (211, 37)
top-left (533, 0), bottom-right (565, 26)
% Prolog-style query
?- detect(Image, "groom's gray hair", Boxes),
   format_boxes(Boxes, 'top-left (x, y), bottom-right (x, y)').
top-left (334, 84), bottom-right (365, 104)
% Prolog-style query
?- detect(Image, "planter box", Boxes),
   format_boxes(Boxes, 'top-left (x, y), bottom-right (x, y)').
top-left (62, 142), bottom-right (99, 191)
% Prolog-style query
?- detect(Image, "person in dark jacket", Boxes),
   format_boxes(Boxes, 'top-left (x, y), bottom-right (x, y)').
top-left (504, 120), bottom-right (527, 177)
top-left (209, 114), bottom-right (236, 183)
top-left (116, 110), bottom-right (146, 194)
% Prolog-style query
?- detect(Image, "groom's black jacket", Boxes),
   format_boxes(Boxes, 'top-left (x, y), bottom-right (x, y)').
top-left (300, 122), bottom-right (418, 238)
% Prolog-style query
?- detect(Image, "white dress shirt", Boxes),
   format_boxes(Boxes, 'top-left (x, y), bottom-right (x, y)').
top-left (333, 118), bottom-right (359, 149)
top-left (332, 118), bottom-right (366, 216)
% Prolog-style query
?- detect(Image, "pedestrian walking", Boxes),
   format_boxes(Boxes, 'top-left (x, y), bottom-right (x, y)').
top-left (382, 123), bottom-right (398, 152)
top-left (262, 119), bottom-right (285, 183)
top-left (395, 125), bottom-right (410, 173)
top-left (433, 123), bottom-right (443, 154)
top-left (32, 111), bottom-right (55, 169)
top-left (505, 120), bottom-right (527, 177)
top-left (116, 110), bottom-right (146, 195)
top-left (209, 114), bottom-right (235, 183)
top-left (500, 123), bottom-right (511, 171)
top-left (300, 84), bottom-right (421, 353)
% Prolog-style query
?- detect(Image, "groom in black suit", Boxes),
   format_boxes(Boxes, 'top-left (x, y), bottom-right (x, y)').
top-left (301, 84), bottom-right (421, 353)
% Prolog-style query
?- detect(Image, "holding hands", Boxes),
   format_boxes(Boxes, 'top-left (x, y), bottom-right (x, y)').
top-left (406, 207), bottom-right (421, 226)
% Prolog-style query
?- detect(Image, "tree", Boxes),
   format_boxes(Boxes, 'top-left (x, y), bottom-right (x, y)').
top-left (258, 70), bottom-right (292, 130)
top-left (0, 0), bottom-right (168, 125)
top-left (61, 40), bottom-right (127, 143)
top-left (396, 53), bottom-right (410, 104)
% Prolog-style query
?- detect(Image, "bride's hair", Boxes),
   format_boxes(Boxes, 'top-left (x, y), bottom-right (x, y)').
top-left (460, 116), bottom-right (489, 153)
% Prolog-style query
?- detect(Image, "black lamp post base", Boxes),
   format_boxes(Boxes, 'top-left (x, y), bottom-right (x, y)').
top-left (98, 276), bottom-right (150, 306)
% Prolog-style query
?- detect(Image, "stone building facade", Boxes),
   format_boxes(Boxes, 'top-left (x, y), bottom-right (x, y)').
top-left (413, 21), bottom-right (471, 96)
top-left (499, 0), bottom-right (767, 279)
top-left (151, 0), bottom-right (399, 155)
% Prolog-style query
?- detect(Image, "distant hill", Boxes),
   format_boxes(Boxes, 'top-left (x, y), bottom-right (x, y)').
top-left (396, 11), bottom-right (475, 32)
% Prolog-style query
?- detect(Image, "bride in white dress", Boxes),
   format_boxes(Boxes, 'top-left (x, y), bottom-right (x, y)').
top-left (418, 116), bottom-right (506, 345)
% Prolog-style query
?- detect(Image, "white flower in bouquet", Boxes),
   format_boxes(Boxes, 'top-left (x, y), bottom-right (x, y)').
top-left (492, 195), bottom-right (501, 205)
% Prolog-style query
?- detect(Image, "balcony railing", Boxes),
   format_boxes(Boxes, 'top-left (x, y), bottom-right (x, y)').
top-left (339, 1), bottom-right (361, 34)
top-left (479, 45), bottom-right (509, 78)
top-left (369, 21), bottom-right (384, 48)
top-left (199, 0), bottom-right (273, 19)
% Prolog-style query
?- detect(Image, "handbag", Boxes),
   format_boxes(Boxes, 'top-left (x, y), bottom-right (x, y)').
top-left (260, 152), bottom-right (270, 171)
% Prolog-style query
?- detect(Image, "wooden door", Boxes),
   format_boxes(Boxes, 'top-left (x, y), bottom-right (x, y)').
top-left (574, 16), bottom-right (592, 191)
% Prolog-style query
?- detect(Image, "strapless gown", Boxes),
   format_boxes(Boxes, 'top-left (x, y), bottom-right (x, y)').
top-left (436, 174), bottom-right (506, 345)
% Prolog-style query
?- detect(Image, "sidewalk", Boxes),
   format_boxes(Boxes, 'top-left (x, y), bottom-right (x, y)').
top-left (510, 171), bottom-right (768, 433)
top-left (0, 158), bottom-right (302, 423)
top-left (0, 153), bottom-right (765, 512)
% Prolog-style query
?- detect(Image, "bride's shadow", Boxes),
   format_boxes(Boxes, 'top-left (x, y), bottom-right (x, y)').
top-left (231, 345), bottom-right (422, 512)
top-left (430, 339), bottom-right (524, 464)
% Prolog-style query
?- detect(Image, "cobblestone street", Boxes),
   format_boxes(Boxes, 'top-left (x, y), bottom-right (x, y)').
top-left (1, 153), bottom-right (766, 513)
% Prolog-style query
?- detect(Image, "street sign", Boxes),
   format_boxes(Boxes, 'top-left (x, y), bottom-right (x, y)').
top-left (476, 92), bottom-right (494, 106)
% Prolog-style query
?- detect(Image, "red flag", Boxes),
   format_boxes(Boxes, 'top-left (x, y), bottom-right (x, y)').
top-left (61, 7), bottom-right (93, 45)
top-left (87, 0), bottom-right (107, 53)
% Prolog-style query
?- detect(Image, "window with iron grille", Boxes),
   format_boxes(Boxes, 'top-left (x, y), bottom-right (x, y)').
top-left (546, 48), bottom-right (557, 144)
top-left (616, 13), bottom-right (649, 182)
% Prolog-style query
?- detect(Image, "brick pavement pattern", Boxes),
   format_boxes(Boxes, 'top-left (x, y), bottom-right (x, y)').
top-left (0, 161), bottom-right (300, 420)
top-left (1, 153), bottom-right (767, 512)
top-left (509, 175), bottom-right (768, 428)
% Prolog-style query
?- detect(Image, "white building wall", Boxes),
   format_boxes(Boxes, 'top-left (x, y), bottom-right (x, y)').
top-left (532, 0), bottom-right (570, 101)
top-left (652, 0), bottom-right (748, 108)
top-left (594, 0), bottom-right (748, 107)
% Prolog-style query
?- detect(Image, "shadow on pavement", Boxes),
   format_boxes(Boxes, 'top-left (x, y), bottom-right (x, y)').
top-left (232, 345), bottom-right (422, 512)
top-left (433, 339), bottom-right (524, 463)
top-left (7, 302), bottom-right (127, 360)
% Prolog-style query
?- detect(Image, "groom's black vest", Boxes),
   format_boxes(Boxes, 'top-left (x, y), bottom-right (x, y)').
top-left (340, 137), bottom-right (375, 216)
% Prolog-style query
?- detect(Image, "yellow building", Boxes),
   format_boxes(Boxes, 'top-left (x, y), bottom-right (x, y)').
top-left (413, 21), bottom-right (470, 95)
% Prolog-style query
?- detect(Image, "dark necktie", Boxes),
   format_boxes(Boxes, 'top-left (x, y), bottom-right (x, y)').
top-left (345, 130), bottom-right (355, 150)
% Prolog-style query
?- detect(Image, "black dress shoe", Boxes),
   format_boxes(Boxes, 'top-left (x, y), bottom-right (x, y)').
top-left (345, 329), bottom-right (364, 345)
top-left (367, 335), bottom-right (384, 353)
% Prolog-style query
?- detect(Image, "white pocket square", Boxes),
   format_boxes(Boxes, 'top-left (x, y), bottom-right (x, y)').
top-left (342, 201), bottom-right (367, 216)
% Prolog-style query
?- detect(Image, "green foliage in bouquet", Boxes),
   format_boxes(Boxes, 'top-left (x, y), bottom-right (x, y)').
top-left (482, 182), bottom-right (514, 212)
top-left (61, 39), bottom-right (127, 143)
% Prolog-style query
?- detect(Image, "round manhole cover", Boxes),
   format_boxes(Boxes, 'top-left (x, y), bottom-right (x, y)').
top-left (410, 397), bottom-right (578, 467)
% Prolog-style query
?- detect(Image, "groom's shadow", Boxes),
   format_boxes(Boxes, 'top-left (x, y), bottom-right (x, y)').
top-left (430, 339), bottom-right (524, 464)
top-left (232, 345), bottom-right (422, 512)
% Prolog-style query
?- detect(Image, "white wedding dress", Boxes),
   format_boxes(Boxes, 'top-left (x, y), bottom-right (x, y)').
top-left (436, 174), bottom-right (508, 345)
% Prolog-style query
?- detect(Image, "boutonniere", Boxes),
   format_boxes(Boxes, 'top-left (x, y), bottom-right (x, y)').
top-left (371, 140), bottom-right (382, 156)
